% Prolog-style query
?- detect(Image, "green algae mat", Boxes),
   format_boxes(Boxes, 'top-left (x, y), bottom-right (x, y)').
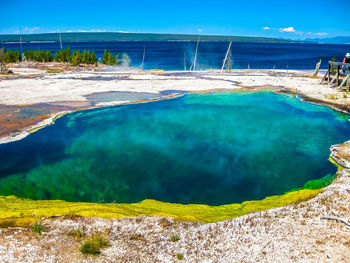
top-left (0, 91), bottom-right (349, 226)
top-left (0, 188), bottom-right (322, 227)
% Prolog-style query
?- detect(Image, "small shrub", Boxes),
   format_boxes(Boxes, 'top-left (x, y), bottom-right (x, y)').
top-left (170, 235), bottom-right (180, 242)
top-left (31, 222), bottom-right (46, 236)
top-left (69, 227), bottom-right (86, 239)
top-left (80, 241), bottom-right (100, 255)
top-left (177, 253), bottom-right (184, 260)
top-left (80, 234), bottom-right (109, 255)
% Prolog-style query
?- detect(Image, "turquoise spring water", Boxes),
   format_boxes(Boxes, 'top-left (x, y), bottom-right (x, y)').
top-left (0, 91), bottom-right (349, 205)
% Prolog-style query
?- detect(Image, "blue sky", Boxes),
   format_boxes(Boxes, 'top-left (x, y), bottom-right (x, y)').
top-left (1, 0), bottom-right (349, 39)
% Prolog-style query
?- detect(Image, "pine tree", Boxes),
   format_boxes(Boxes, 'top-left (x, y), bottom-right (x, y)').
top-left (101, 50), bottom-right (116, 65)
top-left (71, 51), bottom-right (81, 66)
top-left (102, 49), bottom-right (108, 64)
top-left (14, 49), bottom-right (21, 62)
top-left (107, 52), bottom-right (116, 65)
top-left (44, 50), bottom-right (53, 62)
top-left (81, 50), bottom-right (88, 64)
top-left (55, 47), bottom-right (72, 63)
top-left (33, 49), bottom-right (42, 62)
top-left (5, 49), bottom-right (14, 63)
top-left (90, 51), bottom-right (97, 65)
top-left (66, 46), bottom-right (72, 62)
top-left (55, 50), bottom-right (63, 62)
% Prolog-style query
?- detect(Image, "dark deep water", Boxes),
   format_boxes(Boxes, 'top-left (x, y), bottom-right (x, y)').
top-left (3, 41), bottom-right (350, 70)
top-left (0, 91), bottom-right (349, 205)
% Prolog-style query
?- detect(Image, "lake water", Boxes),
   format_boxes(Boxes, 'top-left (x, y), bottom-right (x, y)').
top-left (0, 91), bottom-right (349, 205)
top-left (3, 41), bottom-right (350, 70)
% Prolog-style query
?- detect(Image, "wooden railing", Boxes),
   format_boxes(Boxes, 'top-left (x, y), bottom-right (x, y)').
top-left (321, 61), bottom-right (350, 90)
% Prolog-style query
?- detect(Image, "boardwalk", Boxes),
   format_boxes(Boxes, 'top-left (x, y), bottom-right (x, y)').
top-left (321, 61), bottom-right (350, 91)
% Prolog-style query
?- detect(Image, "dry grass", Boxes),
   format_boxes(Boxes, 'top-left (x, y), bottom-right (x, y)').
top-left (291, 74), bottom-right (321, 79)
top-left (46, 68), bottom-right (64, 73)
top-left (68, 227), bottom-right (86, 239)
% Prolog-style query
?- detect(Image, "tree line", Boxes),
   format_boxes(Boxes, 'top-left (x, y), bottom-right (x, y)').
top-left (0, 46), bottom-right (130, 67)
top-left (101, 49), bottom-right (130, 66)
top-left (24, 49), bottom-right (54, 62)
top-left (1, 47), bottom-right (21, 63)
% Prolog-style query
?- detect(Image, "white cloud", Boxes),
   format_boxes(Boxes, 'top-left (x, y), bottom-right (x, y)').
top-left (117, 31), bottom-right (129, 33)
top-left (24, 26), bottom-right (40, 33)
top-left (314, 32), bottom-right (328, 36)
top-left (305, 32), bottom-right (328, 37)
top-left (263, 26), bottom-right (300, 33)
top-left (279, 27), bottom-right (296, 33)
top-left (64, 29), bottom-right (106, 33)
top-left (76, 29), bottom-right (106, 33)
top-left (197, 29), bottom-right (203, 32)
top-left (263, 26), bottom-right (328, 37)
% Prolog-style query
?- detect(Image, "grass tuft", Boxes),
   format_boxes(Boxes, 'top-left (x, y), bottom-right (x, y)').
top-left (80, 234), bottom-right (109, 255)
top-left (31, 222), bottom-right (46, 236)
top-left (69, 227), bottom-right (86, 239)
top-left (177, 253), bottom-right (184, 260)
top-left (170, 235), bottom-right (180, 242)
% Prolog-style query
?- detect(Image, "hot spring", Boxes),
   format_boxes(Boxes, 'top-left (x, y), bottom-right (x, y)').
top-left (0, 91), bottom-right (349, 205)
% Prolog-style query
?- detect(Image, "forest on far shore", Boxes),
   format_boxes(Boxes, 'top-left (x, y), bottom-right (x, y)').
top-left (0, 46), bottom-right (130, 66)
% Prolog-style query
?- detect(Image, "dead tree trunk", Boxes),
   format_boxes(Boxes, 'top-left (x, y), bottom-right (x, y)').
top-left (0, 48), bottom-right (8, 73)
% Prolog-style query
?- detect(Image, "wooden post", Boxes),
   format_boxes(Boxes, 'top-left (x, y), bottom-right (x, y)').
top-left (337, 65), bottom-right (340, 87)
top-left (339, 74), bottom-right (349, 90)
top-left (321, 67), bottom-right (329, 84)
top-left (313, 59), bottom-right (321, 76)
top-left (329, 66), bottom-right (338, 85)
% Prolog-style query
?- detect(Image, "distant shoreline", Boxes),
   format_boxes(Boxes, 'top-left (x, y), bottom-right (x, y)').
top-left (0, 32), bottom-right (298, 43)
